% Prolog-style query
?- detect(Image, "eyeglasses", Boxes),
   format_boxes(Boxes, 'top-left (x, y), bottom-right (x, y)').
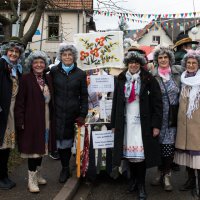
top-left (186, 61), bottom-right (198, 66)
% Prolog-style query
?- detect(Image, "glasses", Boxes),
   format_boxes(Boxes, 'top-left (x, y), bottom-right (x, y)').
top-left (186, 62), bottom-right (198, 66)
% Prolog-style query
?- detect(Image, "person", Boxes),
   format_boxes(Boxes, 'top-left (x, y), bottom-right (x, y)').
top-left (174, 33), bottom-right (199, 66)
top-left (14, 50), bottom-right (56, 193)
top-left (50, 43), bottom-right (88, 183)
top-left (0, 37), bottom-right (25, 189)
top-left (151, 47), bottom-right (182, 191)
top-left (174, 50), bottom-right (200, 195)
top-left (111, 51), bottom-right (163, 200)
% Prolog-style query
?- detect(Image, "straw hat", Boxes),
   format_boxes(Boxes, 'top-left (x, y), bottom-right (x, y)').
top-left (174, 34), bottom-right (199, 49)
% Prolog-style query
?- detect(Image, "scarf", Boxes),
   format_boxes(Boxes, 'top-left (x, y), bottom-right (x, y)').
top-left (2, 55), bottom-right (22, 77)
top-left (34, 73), bottom-right (45, 87)
top-left (124, 70), bottom-right (141, 103)
top-left (181, 69), bottom-right (200, 118)
top-left (62, 63), bottom-right (74, 74)
top-left (158, 66), bottom-right (171, 81)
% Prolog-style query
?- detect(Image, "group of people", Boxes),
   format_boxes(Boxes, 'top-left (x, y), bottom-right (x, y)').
top-left (0, 33), bottom-right (200, 200)
top-left (111, 34), bottom-right (200, 200)
top-left (0, 37), bottom-right (88, 192)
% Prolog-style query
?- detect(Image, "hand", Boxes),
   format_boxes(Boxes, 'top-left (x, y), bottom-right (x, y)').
top-left (153, 128), bottom-right (160, 137)
top-left (75, 117), bottom-right (85, 126)
top-left (112, 128), bottom-right (115, 133)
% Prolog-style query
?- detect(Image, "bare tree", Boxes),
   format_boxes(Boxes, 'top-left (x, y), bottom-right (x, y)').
top-left (0, 0), bottom-right (56, 46)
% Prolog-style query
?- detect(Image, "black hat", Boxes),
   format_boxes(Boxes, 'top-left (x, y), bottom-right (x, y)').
top-left (174, 34), bottom-right (199, 49)
top-left (2, 36), bottom-right (25, 48)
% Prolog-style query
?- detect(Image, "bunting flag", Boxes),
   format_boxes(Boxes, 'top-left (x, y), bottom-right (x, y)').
top-left (93, 9), bottom-right (200, 22)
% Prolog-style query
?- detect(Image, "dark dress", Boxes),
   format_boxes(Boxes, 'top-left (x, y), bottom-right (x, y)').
top-left (111, 67), bottom-right (163, 168)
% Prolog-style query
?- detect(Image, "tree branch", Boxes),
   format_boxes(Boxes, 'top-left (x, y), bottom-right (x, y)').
top-left (10, 0), bottom-right (19, 24)
top-left (22, 0), bottom-right (46, 46)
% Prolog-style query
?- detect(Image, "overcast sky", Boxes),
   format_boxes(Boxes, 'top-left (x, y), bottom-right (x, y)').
top-left (93, 0), bottom-right (200, 30)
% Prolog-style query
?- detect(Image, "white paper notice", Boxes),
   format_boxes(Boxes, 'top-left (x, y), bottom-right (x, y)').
top-left (90, 75), bottom-right (114, 93)
top-left (92, 130), bottom-right (114, 149)
top-left (99, 100), bottom-right (112, 119)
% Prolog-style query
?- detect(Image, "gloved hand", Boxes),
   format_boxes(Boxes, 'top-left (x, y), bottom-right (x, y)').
top-left (75, 117), bottom-right (85, 126)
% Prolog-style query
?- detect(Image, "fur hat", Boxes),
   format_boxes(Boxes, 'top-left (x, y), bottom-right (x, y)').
top-left (174, 34), bottom-right (199, 49)
top-left (1, 37), bottom-right (25, 57)
top-left (57, 43), bottom-right (78, 62)
top-left (153, 46), bottom-right (175, 66)
top-left (124, 51), bottom-right (147, 67)
top-left (181, 50), bottom-right (200, 69)
top-left (25, 50), bottom-right (49, 70)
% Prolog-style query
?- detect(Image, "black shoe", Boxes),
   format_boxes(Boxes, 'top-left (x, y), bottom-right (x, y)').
top-left (137, 184), bottom-right (147, 200)
top-left (59, 167), bottom-right (70, 183)
top-left (127, 179), bottom-right (137, 193)
top-left (49, 151), bottom-right (60, 160)
top-left (179, 178), bottom-right (195, 191)
top-left (171, 163), bottom-right (180, 171)
top-left (0, 178), bottom-right (15, 190)
top-left (4, 177), bottom-right (16, 189)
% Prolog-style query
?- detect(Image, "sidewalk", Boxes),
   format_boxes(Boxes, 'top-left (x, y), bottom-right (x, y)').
top-left (0, 156), bottom-right (80, 200)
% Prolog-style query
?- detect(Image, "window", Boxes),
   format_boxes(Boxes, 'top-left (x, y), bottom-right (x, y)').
top-left (152, 36), bottom-right (160, 44)
top-left (48, 16), bottom-right (59, 41)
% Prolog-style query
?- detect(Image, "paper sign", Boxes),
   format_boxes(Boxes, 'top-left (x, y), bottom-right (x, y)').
top-left (99, 100), bottom-right (112, 120)
top-left (73, 31), bottom-right (124, 70)
top-left (92, 130), bottom-right (114, 149)
top-left (90, 75), bottom-right (114, 93)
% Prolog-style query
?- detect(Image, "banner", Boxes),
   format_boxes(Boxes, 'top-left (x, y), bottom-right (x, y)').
top-left (74, 31), bottom-right (124, 70)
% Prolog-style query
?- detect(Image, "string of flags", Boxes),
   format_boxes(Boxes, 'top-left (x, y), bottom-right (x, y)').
top-left (93, 9), bottom-right (200, 24)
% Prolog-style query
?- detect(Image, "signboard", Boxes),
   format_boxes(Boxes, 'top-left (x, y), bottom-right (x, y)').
top-left (99, 99), bottom-right (112, 120)
top-left (90, 75), bottom-right (114, 93)
top-left (34, 30), bottom-right (41, 35)
top-left (74, 31), bottom-right (124, 70)
top-left (92, 130), bottom-right (114, 149)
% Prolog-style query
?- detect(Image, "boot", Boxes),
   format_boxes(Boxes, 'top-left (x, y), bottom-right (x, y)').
top-left (137, 183), bottom-right (147, 200)
top-left (180, 167), bottom-right (195, 191)
top-left (151, 169), bottom-right (162, 186)
top-left (59, 167), bottom-right (70, 183)
top-left (37, 167), bottom-right (47, 185)
top-left (163, 172), bottom-right (173, 191)
top-left (28, 170), bottom-right (40, 193)
top-left (127, 162), bottom-right (137, 193)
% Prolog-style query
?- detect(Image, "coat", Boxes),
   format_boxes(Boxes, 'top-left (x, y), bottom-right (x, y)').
top-left (111, 67), bottom-right (163, 168)
top-left (175, 86), bottom-right (200, 151)
top-left (14, 72), bottom-right (56, 154)
top-left (0, 58), bottom-right (22, 146)
top-left (50, 62), bottom-right (88, 140)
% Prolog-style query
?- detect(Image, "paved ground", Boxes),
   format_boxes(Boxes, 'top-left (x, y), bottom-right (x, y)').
top-left (0, 156), bottom-right (77, 200)
top-left (74, 167), bottom-right (199, 200)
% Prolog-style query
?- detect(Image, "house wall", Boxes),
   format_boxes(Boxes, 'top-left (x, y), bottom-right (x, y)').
top-left (1, 10), bottom-right (86, 59)
top-left (25, 11), bottom-right (85, 56)
top-left (138, 27), bottom-right (173, 47)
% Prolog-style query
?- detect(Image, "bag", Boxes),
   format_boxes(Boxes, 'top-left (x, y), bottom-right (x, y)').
top-left (168, 104), bottom-right (179, 127)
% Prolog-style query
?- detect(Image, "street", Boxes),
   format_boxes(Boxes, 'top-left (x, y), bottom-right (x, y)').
top-left (73, 167), bottom-right (198, 200)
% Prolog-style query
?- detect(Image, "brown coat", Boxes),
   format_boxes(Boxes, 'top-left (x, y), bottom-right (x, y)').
top-left (175, 86), bottom-right (200, 151)
top-left (14, 72), bottom-right (56, 154)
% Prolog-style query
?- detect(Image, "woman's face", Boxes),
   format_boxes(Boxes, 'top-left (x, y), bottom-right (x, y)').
top-left (61, 50), bottom-right (74, 66)
top-left (128, 61), bottom-right (141, 74)
top-left (158, 53), bottom-right (170, 68)
top-left (186, 58), bottom-right (199, 73)
top-left (32, 58), bottom-right (46, 75)
top-left (7, 47), bottom-right (20, 63)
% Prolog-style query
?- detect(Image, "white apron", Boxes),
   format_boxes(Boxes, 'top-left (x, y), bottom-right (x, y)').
top-left (123, 96), bottom-right (145, 161)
